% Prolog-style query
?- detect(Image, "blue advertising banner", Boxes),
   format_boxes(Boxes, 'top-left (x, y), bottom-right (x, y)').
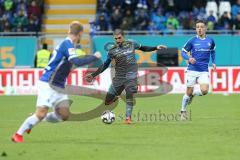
top-left (0, 37), bottom-right (37, 68)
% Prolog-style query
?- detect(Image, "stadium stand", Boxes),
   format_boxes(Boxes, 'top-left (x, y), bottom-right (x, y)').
top-left (93, 0), bottom-right (240, 33)
top-left (0, 0), bottom-right (43, 32)
top-left (231, 0), bottom-right (240, 19)
top-left (43, 0), bottom-right (96, 33)
top-left (1, 0), bottom-right (239, 34)
top-left (219, 1), bottom-right (231, 17)
top-left (41, 0), bottom-right (96, 53)
top-left (206, 1), bottom-right (218, 20)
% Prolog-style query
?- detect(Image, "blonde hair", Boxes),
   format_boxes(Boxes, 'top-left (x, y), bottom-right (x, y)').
top-left (69, 21), bottom-right (83, 35)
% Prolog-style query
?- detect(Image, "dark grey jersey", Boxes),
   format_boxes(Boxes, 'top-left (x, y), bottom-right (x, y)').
top-left (108, 40), bottom-right (141, 79)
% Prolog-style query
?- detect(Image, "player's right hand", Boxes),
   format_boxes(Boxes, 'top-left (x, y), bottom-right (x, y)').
top-left (94, 51), bottom-right (102, 59)
top-left (85, 74), bottom-right (94, 83)
top-left (189, 57), bottom-right (196, 64)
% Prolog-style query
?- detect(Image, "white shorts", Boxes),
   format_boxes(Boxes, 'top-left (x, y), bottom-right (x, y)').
top-left (36, 81), bottom-right (69, 108)
top-left (185, 70), bottom-right (209, 87)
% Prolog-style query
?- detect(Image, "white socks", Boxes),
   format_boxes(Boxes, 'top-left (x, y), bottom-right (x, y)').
top-left (16, 112), bottom-right (64, 135)
top-left (43, 112), bottom-right (63, 123)
top-left (181, 94), bottom-right (190, 112)
top-left (181, 88), bottom-right (204, 112)
top-left (17, 114), bottom-right (40, 135)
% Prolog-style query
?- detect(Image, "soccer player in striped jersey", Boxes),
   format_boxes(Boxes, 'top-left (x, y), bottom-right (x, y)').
top-left (12, 21), bottom-right (101, 143)
top-left (86, 29), bottom-right (167, 124)
top-left (180, 20), bottom-right (216, 120)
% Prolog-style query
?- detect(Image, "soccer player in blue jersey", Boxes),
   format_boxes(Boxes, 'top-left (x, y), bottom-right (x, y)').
top-left (11, 21), bottom-right (101, 143)
top-left (180, 20), bottom-right (216, 120)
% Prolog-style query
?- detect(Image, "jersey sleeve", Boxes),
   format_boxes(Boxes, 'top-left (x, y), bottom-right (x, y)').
top-left (91, 55), bottom-right (111, 77)
top-left (107, 50), bottom-right (114, 59)
top-left (210, 39), bottom-right (216, 51)
top-left (210, 39), bottom-right (216, 64)
top-left (132, 41), bottom-right (142, 49)
top-left (181, 38), bottom-right (193, 60)
top-left (182, 38), bottom-right (193, 52)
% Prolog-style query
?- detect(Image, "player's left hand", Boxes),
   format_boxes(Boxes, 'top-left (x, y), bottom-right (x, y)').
top-left (157, 45), bottom-right (167, 50)
top-left (85, 74), bottom-right (94, 83)
top-left (212, 64), bottom-right (217, 72)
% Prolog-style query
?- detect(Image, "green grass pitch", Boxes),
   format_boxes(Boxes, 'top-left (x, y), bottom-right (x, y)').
top-left (0, 94), bottom-right (239, 160)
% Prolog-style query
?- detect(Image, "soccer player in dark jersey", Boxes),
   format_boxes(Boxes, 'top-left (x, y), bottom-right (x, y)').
top-left (180, 20), bottom-right (216, 120)
top-left (12, 21), bottom-right (101, 143)
top-left (86, 29), bottom-right (167, 124)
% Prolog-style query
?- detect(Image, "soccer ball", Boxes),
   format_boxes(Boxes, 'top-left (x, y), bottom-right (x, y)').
top-left (101, 110), bottom-right (115, 124)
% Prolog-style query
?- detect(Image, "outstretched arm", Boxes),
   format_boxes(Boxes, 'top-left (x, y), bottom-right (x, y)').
top-left (70, 55), bottom-right (98, 67)
top-left (91, 57), bottom-right (111, 77)
top-left (138, 45), bottom-right (167, 52)
top-left (69, 52), bottom-right (101, 67)
top-left (85, 57), bottom-right (111, 82)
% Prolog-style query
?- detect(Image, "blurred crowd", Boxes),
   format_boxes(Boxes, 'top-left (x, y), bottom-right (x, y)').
top-left (92, 0), bottom-right (240, 33)
top-left (0, 0), bottom-right (44, 32)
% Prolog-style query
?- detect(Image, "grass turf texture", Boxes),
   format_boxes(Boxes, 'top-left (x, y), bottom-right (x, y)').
top-left (0, 94), bottom-right (239, 160)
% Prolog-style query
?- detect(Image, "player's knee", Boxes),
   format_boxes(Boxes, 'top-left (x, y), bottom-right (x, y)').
top-left (200, 85), bottom-right (209, 95)
top-left (35, 107), bottom-right (48, 120)
top-left (57, 108), bottom-right (70, 121)
top-left (105, 101), bottom-right (112, 105)
top-left (201, 89), bottom-right (208, 95)
top-left (105, 93), bottom-right (118, 105)
top-left (105, 96), bottom-right (118, 105)
top-left (56, 111), bottom-right (69, 121)
top-left (55, 107), bottom-right (70, 121)
top-left (60, 114), bottom-right (69, 121)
